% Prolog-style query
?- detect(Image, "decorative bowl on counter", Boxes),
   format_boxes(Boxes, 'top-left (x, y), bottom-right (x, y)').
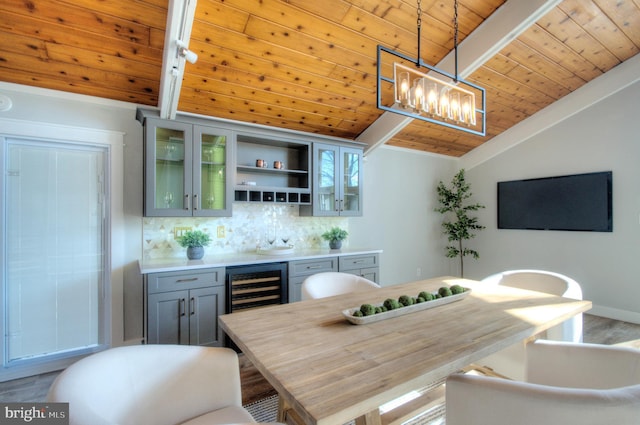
top-left (256, 246), bottom-right (295, 256)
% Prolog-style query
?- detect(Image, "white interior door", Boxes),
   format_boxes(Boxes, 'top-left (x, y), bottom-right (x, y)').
top-left (3, 138), bottom-right (108, 370)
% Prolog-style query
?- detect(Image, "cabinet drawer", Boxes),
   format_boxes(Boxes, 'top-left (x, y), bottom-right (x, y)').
top-left (289, 257), bottom-right (338, 277)
top-left (147, 268), bottom-right (224, 294)
top-left (339, 254), bottom-right (378, 271)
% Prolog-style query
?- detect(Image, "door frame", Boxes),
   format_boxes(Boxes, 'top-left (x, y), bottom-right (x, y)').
top-left (0, 117), bottom-right (124, 381)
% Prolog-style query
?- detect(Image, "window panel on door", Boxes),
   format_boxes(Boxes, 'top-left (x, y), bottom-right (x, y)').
top-left (154, 127), bottom-right (186, 210)
top-left (200, 133), bottom-right (227, 211)
top-left (342, 150), bottom-right (360, 214)
top-left (317, 148), bottom-right (336, 213)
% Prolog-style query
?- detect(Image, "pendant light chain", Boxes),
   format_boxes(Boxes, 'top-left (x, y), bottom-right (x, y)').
top-left (454, 0), bottom-right (459, 49)
top-left (454, 0), bottom-right (459, 81)
top-left (416, 0), bottom-right (422, 67)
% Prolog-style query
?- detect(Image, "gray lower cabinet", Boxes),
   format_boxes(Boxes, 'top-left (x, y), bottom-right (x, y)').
top-left (288, 257), bottom-right (338, 302)
top-left (288, 253), bottom-right (380, 302)
top-left (146, 268), bottom-right (225, 347)
top-left (339, 253), bottom-right (380, 283)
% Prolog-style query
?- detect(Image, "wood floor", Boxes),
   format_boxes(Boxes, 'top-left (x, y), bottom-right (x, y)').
top-left (1, 314), bottom-right (639, 405)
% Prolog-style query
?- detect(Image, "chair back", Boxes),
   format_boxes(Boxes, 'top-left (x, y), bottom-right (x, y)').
top-left (446, 373), bottom-right (640, 425)
top-left (482, 269), bottom-right (583, 342)
top-left (526, 340), bottom-right (640, 389)
top-left (301, 272), bottom-right (380, 300)
top-left (47, 345), bottom-right (243, 425)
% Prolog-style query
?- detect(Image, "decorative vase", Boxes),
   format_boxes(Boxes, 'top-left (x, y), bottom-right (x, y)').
top-left (187, 246), bottom-right (204, 260)
top-left (329, 240), bottom-right (342, 250)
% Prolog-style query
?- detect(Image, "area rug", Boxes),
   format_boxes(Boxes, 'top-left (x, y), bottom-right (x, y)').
top-left (244, 394), bottom-right (279, 422)
top-left (243, 394), bottom-right (446, 424)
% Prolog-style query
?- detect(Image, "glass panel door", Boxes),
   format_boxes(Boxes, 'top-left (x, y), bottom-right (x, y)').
top-left (194, 126), bottom-right (232, 217)
top-left (315, 144), bottom-right (338, 215)
top-left (4, 139), bottom-right (107, 365)
top-left (155, 127), bottom-right (185, 210)
top-left (144, 119), bottom-right (192, 217)
top-left (341, 147), bottom-right (362, 215)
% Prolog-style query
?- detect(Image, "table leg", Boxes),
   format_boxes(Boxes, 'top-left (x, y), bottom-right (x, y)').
top-left (277, 397), bottom-right (288, 423)
top-left (355, 409), bottom-right (382, 425)
top-left (278, 397), bottom-right (306, 425)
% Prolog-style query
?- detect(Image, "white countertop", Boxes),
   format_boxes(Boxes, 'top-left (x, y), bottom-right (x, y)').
top-left (139, 248), bottom-right (382, 274)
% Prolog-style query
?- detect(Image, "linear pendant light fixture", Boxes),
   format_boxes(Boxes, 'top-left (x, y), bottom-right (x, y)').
top-left (376, 0), bottom-right (486, 136)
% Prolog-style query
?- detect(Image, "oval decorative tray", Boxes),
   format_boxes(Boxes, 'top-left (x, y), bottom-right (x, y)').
top-left (256, 246), bottom-right (295, 256)
top-left (342, 289), bottom-right (471, 325)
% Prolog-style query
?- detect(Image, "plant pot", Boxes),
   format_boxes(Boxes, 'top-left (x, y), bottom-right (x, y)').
top-left (187, 246), bottom-right (204, 260)
top-left (329, 240), bottom-right (342, 250)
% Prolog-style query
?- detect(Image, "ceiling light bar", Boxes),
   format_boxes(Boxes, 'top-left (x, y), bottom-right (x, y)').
top-left (158, 0), bottom-right (198, 120)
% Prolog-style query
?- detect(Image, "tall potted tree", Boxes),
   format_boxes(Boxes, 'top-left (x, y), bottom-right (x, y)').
top-left (435, 169), bottom-right (485, 277)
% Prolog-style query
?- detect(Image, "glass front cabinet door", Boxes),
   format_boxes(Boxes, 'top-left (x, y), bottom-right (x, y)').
top-left (144, 118), bottom-right (232, 217)
top-left (310, 143), bottom-right (363, 216)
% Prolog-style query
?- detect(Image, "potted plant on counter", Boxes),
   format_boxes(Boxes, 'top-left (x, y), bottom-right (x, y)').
top-left (177, 230), bottom-right (212, 260)
top-left (322, 227), bottom-right (348, 250)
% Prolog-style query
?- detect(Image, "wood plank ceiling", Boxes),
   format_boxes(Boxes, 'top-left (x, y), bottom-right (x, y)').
top-left (0, 0), bottom-right (638, 157)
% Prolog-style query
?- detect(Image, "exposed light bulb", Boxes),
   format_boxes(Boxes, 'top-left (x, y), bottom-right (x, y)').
top-left (397, 72), bottom-right (411, 107)
top-left (450, 91), bottom-right (461, 122)
top-left (426, 82), bottom-right (438, 115)
top-left (439, 88), bottom-right (450, 118)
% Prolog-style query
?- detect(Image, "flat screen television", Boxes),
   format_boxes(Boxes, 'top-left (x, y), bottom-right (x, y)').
top-left (497, 171), bottom-right (612, 232)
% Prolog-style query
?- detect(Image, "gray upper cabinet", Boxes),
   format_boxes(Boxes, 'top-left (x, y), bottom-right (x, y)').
top-left (301, 143), bottom-right (363, 217)
top-left (138, 108), bottom-right (365, 214)
top-left (142, 117), bottom-right (233, 217)
top-left (234, 132), bottom-right (311, 205)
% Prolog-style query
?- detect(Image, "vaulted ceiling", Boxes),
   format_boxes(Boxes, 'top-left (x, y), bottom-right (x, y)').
top-left (0, 0), bottom-right (638, 156)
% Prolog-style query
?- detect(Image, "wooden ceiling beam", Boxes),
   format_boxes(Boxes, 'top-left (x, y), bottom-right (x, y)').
top-left (158, 0), bottom-right (198, 119)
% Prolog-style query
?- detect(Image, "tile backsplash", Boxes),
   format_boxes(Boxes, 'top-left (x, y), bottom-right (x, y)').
top-left (142, 203), bottom-right (348, 260)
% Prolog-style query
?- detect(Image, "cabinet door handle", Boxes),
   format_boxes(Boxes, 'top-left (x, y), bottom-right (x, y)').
top-left (184, 194), bottom-right (190, 210)
top-left (180, 298), bottom-right (186, 316)
top-left (193, 194), bottom-right (199, 210)
top-left (176, 277), bottom-right (198, 283)
top-left (190, 297), bottom-right (195, 315)
top-left (306, 265), bottom-right (323, 270)
top-left (339, 199), bottom-right (344, 211)
top-left (334, 199), bottom-right (339, 212)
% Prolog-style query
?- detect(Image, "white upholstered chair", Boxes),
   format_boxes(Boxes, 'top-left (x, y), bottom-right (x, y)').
top-left (301, 272), bottom-right (380, 300)
top-left (47, 344), bottom-right (281, 425)
top-left (447, 340), bottom-right (640, 425)
top-left (476, 269), bottom-right (583, 379)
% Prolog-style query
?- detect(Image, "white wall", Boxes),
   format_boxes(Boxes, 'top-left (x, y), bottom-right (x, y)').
top-left (349, 146), bottom-right (457, 285)
top-left (459, 62), bottom-right (640, 323)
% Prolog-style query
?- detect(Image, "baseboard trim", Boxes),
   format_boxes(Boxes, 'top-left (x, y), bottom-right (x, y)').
top-left (589, 305), bottom-right (640, 325)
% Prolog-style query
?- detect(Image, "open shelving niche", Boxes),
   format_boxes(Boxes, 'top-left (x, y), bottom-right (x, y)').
top-left (234, 134), bottom-right (311, 204)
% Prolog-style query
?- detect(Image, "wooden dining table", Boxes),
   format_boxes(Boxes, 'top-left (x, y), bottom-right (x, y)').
top-left (218, 276), bottom-right (592, 425)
